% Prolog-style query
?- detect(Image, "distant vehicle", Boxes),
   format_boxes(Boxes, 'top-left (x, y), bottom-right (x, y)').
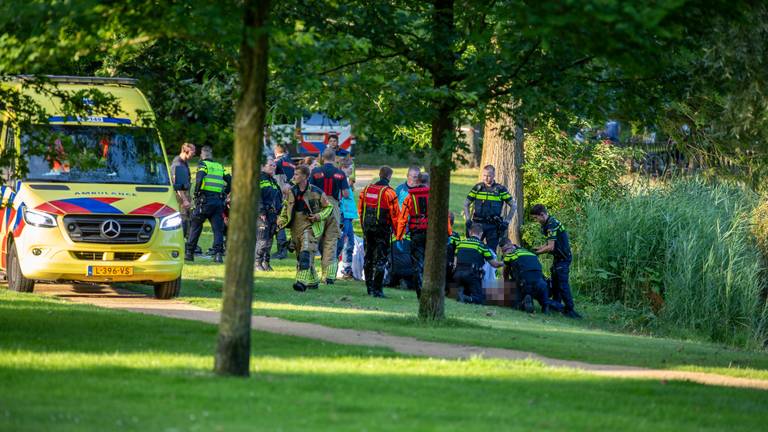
top-left (268, 113), bottom-right (355, 158)
top-left (0, 76), bottom-right (184, 299)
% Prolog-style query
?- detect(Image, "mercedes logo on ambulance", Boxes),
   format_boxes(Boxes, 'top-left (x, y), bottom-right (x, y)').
top-left (100, 219), bottom-right (122, 239)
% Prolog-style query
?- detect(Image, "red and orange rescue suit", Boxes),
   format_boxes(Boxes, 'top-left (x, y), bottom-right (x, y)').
top-left (358, 178), bottom-right (399, 297)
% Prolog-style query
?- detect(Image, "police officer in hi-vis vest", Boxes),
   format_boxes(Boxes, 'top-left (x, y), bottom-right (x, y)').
top-left (358, 166), bottom-right (399, 297)
top-left (463, 165), bottom-right (516, 253)
top-left (185, 146), bottom-right (230, 263)
top-left (254, 158), bottom-right (283, 272)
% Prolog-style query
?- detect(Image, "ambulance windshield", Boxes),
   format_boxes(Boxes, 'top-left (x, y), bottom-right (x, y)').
top-left (21, 125), bottom-right (170, 185)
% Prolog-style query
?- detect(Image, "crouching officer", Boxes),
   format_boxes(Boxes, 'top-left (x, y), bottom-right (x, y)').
top-left (277, 165), bottom-right (334, 291)
top-left (463, 165), bottom-right (516, 252)
top-left (358, 166), bottom-right (399, 297)
top-left (501, 241), bottom-right (563, 314)
top-left (255, 158), bottom-right (282, 272)
top-left (531, 204), bottom-right (582, 319)
top-left (454, 224), bottom-right (503, 304)
top-left (185, 146), bottom-right (230, 263)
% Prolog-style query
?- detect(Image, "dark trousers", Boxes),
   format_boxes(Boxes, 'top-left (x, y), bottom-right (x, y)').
top-left (409, 231), bottom-right (427, 297)
top-left (474, 221), bottom-right (501, 252)
top-left (518, 273), bottom-right (563, 312)
top-left (255, 214), bottom-right (278, 264)
top-left (363, 227), bottom-right (391, 295)
top-left (339, 218), bottom-right (355, 273)
top-left (186, 200), bottom-right (226, 254)
top-left (455, 269), bottom-right (484, 304)
top-left (551, 260), bottom-right (575, 311)
top-left (276, 228), bottom-right (289, 250)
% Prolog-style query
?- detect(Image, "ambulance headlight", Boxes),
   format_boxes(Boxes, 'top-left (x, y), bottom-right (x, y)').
top-left (23, 208), bottom-right (57, 228)
top-left (160, 212), bottom-right (183, 231)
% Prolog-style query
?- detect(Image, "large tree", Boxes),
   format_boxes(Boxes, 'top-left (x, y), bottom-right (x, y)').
top-left (214, 0), bottom-right (271, 377)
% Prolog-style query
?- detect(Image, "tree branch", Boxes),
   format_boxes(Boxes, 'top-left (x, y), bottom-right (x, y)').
top-left (318, 50), bottom-right (406, 75)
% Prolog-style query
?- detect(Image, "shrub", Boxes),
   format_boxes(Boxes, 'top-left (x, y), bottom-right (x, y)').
top-left (578, 178), bottom-right (768, 348)
top-left (521, 119), bottom-right (631, 250)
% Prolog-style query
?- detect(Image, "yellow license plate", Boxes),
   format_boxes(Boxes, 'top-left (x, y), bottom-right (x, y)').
top-left (87, 266), bottom-right (133, 276)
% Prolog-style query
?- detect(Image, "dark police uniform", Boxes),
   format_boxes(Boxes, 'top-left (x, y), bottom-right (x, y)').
top-left (466, 182), bottom-right (513, 251)
top-left (255, 172), bottom-right (283, 270)
top-left (185, 159), bottom-right (230, 262)
top-left (170, 155), bottom-right (192, 238)
top-left (273, 154), bottom-right (295, 259)
top-left (358, 178), bottom-right (399, 297)
top-left (541, 215), bottom-right (575, 312)
top-left (445, 232), bottom-right (461, 293)
top-left (503, 247), bottom-right (562, 313)
top-left (454, 236), bottom-right (494, 304)
top-left (309, 163), bottom-right (348, 282)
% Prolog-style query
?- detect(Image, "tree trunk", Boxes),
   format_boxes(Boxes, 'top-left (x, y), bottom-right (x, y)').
top-left (418, 0), bottom-right (454, 321)
top-left (480, 111), bottom-right (525, 244)
top-left (214, 0), bottom-right (270, 377)
top-left (419, 109), bottom-right (452, 320)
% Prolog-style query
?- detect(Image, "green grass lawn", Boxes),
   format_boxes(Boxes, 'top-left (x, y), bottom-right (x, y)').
top-left (168, 166), bottom-right (768, 381)
top-left (2, 290), bottom-right (767, 432)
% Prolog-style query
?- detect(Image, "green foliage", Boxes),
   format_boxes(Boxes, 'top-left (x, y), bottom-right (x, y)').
top-left (521, 118), bottom-right (632, 248)
top-left (578, 178), bottom-right (768, 348)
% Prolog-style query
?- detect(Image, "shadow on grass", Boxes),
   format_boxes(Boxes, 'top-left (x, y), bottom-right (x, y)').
top-left (1, 360), bottom-right (767, 432)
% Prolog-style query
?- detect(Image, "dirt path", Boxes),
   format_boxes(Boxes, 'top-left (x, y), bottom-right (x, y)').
top-left (34, 283), bottom-right (768, 391)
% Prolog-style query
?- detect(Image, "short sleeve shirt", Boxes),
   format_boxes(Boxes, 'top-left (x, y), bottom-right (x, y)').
top-left (541, 216), bottom-right (572, 262)
top-left (455, 236), bottom-right (494, 267)
top-left (310, 163), bottom-right (349, 202)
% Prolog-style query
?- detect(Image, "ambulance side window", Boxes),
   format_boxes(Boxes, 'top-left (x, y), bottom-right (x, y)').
top-left (1, 125), bottom-right (16, 186)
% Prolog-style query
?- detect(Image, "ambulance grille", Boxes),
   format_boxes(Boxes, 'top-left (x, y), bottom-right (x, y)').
top-left (63, 215), bottom-right (156, 244)
top-left (70, 251), bottom-right (145, 261)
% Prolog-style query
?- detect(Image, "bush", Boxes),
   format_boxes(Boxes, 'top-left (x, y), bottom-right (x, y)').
top-left (578, 178), bottom-right (768, 348)
top-left (521, 119), bottom-right (631, 250)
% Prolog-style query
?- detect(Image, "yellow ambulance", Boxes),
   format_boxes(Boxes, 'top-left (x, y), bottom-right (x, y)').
top-left (0, 76), bottom-right (184, 298)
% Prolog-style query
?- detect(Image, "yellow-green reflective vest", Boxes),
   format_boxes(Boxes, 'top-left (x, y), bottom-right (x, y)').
top-left (200, 161), bottom-right (226, 193)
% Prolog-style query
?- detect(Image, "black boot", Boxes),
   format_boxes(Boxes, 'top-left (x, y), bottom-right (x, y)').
top-left (213, 253), bottom-right (224, 263)
top-left (184, 249), bottom-right (194, 262)
top-left (293, 282), bottom-right (307, 292)
top-left (273, 246), bottom-right (288, 260)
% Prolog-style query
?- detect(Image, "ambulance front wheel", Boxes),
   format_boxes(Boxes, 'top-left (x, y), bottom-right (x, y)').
top-left (7, 242), bottom-right (35, 293)
top-left (153, 277), bottom-right (181, 299)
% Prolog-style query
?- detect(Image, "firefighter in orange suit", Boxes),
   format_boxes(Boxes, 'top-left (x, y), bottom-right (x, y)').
top-left (358, 166), bottom-right (400, 297)
top-left (395, 173), bottom-right (433, 298)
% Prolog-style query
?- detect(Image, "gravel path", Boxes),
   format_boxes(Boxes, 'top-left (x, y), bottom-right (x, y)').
top-left (34, 283), bottom-right (768, 391)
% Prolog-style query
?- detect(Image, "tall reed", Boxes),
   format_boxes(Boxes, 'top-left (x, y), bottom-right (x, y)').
top-left (578, 178), bottom-right (768, 348)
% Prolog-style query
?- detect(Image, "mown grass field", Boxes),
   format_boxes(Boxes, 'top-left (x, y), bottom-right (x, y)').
top-left (2, 291), bottom-right (768, 432)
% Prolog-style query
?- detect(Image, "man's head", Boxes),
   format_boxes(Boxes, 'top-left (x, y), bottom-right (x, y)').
top-left (200, 145), bottom-right (213, 160)
top-left (469, 223), bottom-right (483, 238)
top-left (482, 165), bottom-right (496, 186)
top-left (293, 165), bottom-right (310, 185)
top-left (180, 143), bottom-right (196, 161)
top-left (418, 173), bottom-right (430, 186)
top-left (327, 135), bottom-right (339, 148)
top-left (406, 165), bottom-right (420, 187)
top-left (322, 147), bottom-right (336, 163)
top-left (379, 166), bottom-right (393, 181)
top-left (499, 238), bottom-right (517, 253)
top-left (530, 204), bottom-right (549, 224)
top-left (274, 143), bottom-right (287, 156)
top-left (262, 158), bottom-right (276, 176)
